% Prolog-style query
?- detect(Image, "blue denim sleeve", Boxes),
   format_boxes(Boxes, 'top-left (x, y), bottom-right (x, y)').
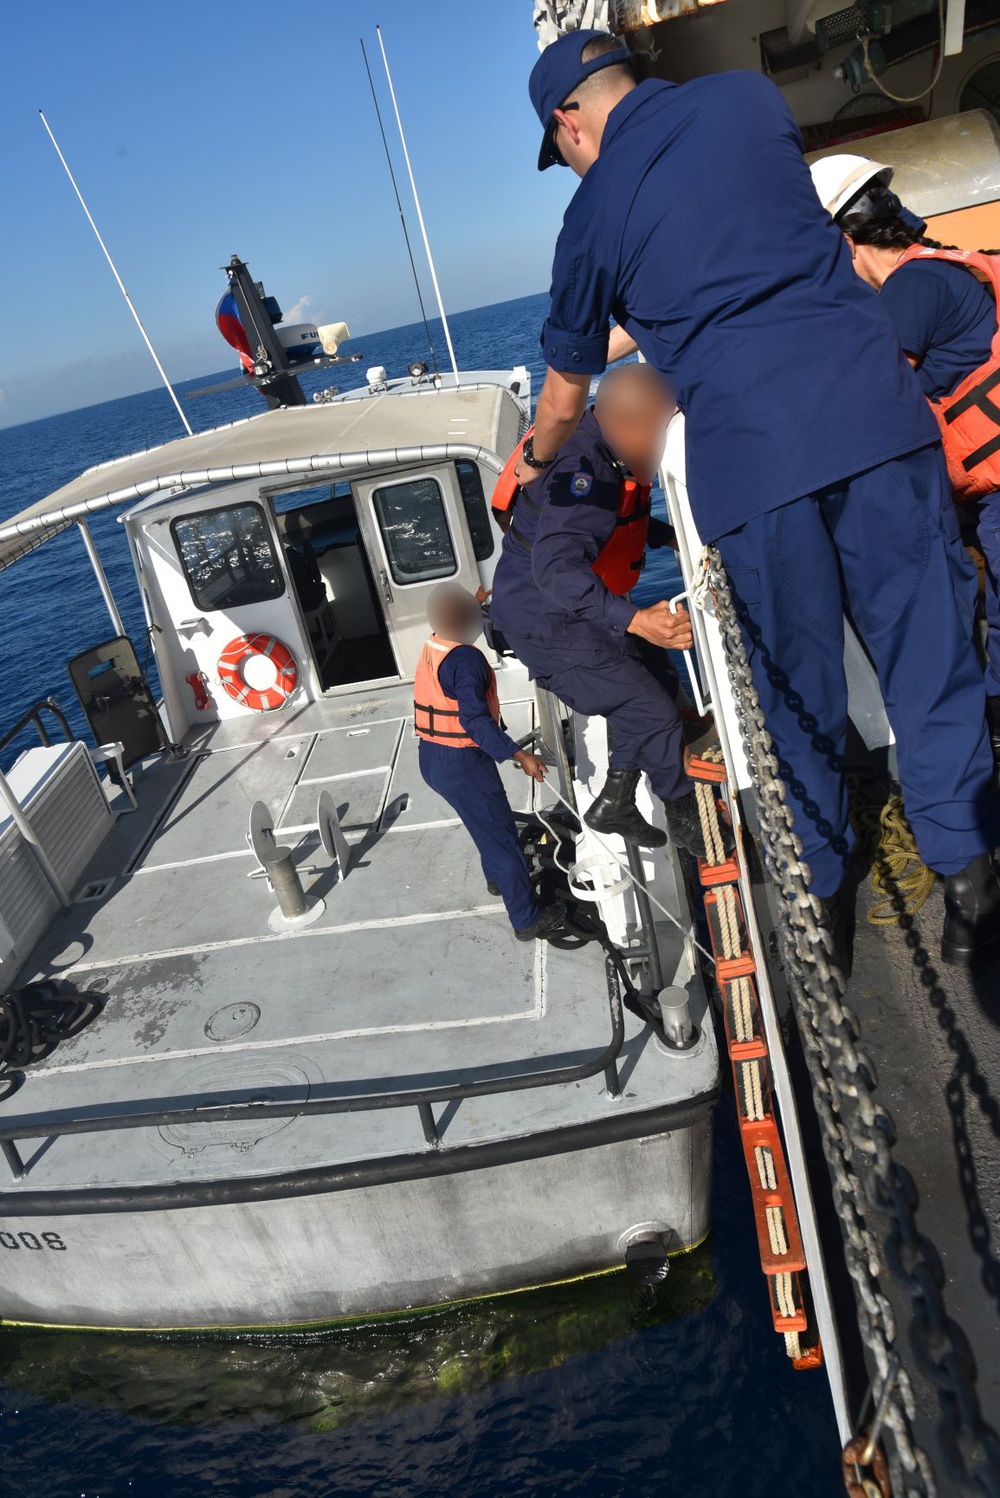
top-left (438, 647), bottom-right (521, 763)
top-left (530, 461), bottom-right (638, 637)
top-left (540, 232), bottom-right (615, 376)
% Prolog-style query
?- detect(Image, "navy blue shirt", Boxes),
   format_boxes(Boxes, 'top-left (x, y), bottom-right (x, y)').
top-left (541, 74), bottom-right (937, 541)
top-left (436, 644), bottom-right (519, 762)
top-left (880, 258), bottom-right (997, 399)
top-left (492, 410), bottom-right (654, 656)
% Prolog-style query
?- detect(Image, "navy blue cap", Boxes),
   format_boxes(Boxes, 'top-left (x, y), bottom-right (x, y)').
top-left (529, 29), bottom-right (633, 171)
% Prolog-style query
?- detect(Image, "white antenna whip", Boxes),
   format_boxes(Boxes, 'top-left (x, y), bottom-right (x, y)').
top-left (375, 27), bottom-right (461, 387)
top-left (38, 109), bottom-right (193, 436)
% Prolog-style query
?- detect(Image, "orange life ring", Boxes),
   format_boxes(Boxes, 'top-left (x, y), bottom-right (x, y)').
top-left (218, 633), bottom-right (298, 712)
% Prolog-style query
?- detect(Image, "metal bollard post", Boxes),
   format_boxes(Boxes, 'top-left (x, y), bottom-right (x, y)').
top-left (265, 847), bottom-right (308, 919)
top-left (263, 847), bottom-right (325, 930)
top-left (658, 985), bottom-right (697, 1051)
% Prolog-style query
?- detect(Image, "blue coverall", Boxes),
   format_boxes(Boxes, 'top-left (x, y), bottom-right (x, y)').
top-left (417, 644), bottom-right (539, 931)
top-left (879, 255), bottom-right (1000, 698)
top-left (537, 70), bottom-right (996, 897)
top-left (491, 409), bottom-right (692, 803)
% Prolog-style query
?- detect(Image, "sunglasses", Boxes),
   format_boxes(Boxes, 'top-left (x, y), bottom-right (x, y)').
top-left (551, 101), bottom-right (580, 166)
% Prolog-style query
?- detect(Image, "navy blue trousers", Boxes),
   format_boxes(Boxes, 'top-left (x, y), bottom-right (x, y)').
top-left (715, 444), bottom-right (996, 898)
top-left (418, 740), bottom-right (539, 931)
top-left (501, 634), bottom-right (692, 803)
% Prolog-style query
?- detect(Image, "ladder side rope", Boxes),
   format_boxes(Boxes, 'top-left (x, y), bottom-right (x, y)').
top-left (536, 718), bottom-right (821, 1367)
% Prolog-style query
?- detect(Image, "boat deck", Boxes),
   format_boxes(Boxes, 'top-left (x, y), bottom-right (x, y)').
top-left (846, 876), bottom-right (1000, 1451)
top-left (0, 680), bottom-right (716, 1197)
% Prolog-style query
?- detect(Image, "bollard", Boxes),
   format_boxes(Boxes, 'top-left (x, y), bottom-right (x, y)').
top-left (658, 985), bottom-right (697, 1051)
top-left (265, 846), bottom-right (308, 920)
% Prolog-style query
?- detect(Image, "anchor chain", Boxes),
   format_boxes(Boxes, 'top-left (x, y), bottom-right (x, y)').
top-left (705, 545), bottom-right (1000, 1498)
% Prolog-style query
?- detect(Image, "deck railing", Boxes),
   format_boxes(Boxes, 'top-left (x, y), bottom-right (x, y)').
top-left (0, 956), bottom-right (629, 1182)
top-left (0, 698), bottom-right (74, 764)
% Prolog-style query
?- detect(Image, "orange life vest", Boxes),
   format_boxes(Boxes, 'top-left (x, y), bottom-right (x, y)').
top-left (413, 637), bottom-right (501, 749)
top-left (891, 244), bottom-right (1000, 501)
top-left (492, 428), bottom-right (652, 596)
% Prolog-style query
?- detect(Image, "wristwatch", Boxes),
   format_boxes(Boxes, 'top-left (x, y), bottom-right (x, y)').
top-left (521, 434), bottom-right (554, 470)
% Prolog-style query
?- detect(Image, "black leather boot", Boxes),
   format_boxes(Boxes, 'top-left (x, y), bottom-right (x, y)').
top-left (941, 853), bottom-right (1000, 967)
top-left (663, 791), bottom-right (735, 861)
top-left (584, 768), bottom-right (667, 848)
top-left (514, 900), bottom-right (568, 943)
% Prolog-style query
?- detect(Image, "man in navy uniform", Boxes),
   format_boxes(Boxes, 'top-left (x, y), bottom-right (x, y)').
top-left (517, 28), bottom-right (1000, 965)
top-left (492, 362), bottom-right (720, 857)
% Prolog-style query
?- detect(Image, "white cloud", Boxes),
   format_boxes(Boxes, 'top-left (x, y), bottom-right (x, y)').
top-left (283, 294), bottom-right (324, 327)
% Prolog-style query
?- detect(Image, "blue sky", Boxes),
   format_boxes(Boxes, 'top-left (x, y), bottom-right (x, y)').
top-left (0, 2), bottom-right (570, 427)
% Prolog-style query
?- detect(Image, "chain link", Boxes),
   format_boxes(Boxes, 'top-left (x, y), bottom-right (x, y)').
top-left (706, 546), bottom-right (1000, 1498)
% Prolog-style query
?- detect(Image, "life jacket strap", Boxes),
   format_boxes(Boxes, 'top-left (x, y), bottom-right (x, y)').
top-left (413, 700), bottom-right (473, 740)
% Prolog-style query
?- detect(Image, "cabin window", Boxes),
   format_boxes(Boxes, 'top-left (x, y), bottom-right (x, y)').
top-left (455, 461), bottom-right (494, 561)
top-left (172, 503), bottom-right (285, 611)
top-left (372, 477), bottom-right (457, 584)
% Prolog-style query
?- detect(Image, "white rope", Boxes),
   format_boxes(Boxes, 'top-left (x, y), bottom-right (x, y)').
top-left (535, 780), bottom-right (715, 964)
top-left (731, 975), bottom-right (755, 1043)
top-left (695, 780), bottom-right (725, 866)
top-left (689, 546), bottom-right (714, 612)
top-left (860, 0), bottom-right (947, 105)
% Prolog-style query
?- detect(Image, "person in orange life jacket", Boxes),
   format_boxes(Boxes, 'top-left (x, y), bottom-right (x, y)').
top-left (521, 29), bottom-right (1000, 966)
top-left (414, 584), bottom-right (567, 943)
top-left (492, 363), bottom-right (727, 859)
top-left (811, 154), bottom-right (1000, 779)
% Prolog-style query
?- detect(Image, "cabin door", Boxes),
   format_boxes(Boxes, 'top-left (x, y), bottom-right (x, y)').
top-left (354, 464), bottom-right (482, 679)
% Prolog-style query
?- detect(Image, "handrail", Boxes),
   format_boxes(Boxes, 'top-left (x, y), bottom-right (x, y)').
top-left (0, 956), bottom-right (626, 1180)
top-left (0, 697), bottom-right (74, 761)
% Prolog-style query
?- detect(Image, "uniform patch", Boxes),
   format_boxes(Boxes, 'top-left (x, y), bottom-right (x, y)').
top-left (571, 471), bottom-right (593, 496)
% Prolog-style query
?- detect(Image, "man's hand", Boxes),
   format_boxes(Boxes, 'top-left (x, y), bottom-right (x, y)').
top-left (627, 601), bottom-right (693, 651)
top-left (514, 458), bottom-right (545, 487)
top-left (513, 750), bottom-right (547, 782)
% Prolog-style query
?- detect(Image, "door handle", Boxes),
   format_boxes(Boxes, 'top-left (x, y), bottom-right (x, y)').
top-left (378, 569), bottom-right (394, 606)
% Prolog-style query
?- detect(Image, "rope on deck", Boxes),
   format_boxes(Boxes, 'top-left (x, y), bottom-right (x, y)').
top-left (861, 796), bottom-right (936, 927)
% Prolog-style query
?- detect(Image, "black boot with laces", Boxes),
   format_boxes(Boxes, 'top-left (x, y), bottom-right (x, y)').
top-left (584, 768), bottom-right (667, 848)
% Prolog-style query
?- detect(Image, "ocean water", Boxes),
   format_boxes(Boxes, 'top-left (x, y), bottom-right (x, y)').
top-left (0, 293), bottom-right (842, 1496)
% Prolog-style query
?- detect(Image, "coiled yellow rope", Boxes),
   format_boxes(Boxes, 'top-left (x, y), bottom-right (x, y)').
top-left (862, 796), bottom-right (936, 927)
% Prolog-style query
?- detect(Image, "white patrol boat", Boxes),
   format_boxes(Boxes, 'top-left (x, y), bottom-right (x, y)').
top-left (0, 354), bottom-right (721, 1331)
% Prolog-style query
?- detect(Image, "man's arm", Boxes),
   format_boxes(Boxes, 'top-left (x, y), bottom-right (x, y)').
top-left (530, 464), bottom-right (639, 638)
top-left (440, 649), bottom-right (523, 764)
top-left (514, 369), bottom-right (590, 485)
top-left (531, 466), bottom-right (693, 651)
top-left (516, 230), bottom-right (616, 483)
top-left (607, 325), bottom-right (638, 364)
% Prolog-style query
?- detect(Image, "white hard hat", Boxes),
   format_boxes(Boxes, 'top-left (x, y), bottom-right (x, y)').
top-left (809, 153), bottom-right (894, 222)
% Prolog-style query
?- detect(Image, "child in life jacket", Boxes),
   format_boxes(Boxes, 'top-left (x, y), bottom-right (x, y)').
top-left (414, 584), bottom-right (567, 942)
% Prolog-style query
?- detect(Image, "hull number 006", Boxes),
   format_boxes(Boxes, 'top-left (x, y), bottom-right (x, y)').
top-left (0, 1231), bottom-right (66, 1251)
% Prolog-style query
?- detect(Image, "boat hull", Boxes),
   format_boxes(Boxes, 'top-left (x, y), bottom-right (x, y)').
top-left (0, 1109), bottom-right (713, 1330)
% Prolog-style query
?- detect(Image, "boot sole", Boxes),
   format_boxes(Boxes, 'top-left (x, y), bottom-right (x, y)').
top-left (584, 818), bottom-right (667, 849)
top-left (940, 926), bottom-right (1000, 968)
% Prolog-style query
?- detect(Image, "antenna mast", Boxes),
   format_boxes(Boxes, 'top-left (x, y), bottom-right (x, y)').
top-left (375, 26), bottom-right (461, 387)
top-left (38, 109), bottom-right (193, 436)
top-left (361, 38), bottom-right (439, 377)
